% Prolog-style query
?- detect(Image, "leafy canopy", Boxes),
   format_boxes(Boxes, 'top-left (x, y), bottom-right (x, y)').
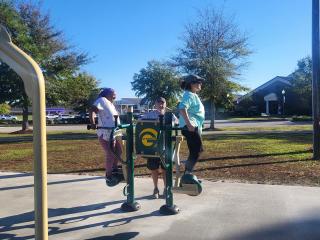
top-left (290, 56), bottom-right (312, 114)
top-left (0, 103), bottom-right (11, 114)
top-left (173, 7), bottom-right (251, 105)
top-left (0, 0), bottom-right (98, 110)
top-left (131, 60), bottom-right (181, 108)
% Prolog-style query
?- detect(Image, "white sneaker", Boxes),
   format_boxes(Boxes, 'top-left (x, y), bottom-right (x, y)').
top-left (152, 188), bottom-right (160, 199)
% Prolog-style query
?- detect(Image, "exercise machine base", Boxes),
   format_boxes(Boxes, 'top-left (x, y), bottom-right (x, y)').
top-left (173, 173), bottom-right (203, 196)
top-left (159, 204), bottom-right (180, 215)
top-left (121, 201), bottom-right (141, 212)
top-left (172, 182), bottom-right (202, 196)
top-left (105, 172), bottom-right (125, 187)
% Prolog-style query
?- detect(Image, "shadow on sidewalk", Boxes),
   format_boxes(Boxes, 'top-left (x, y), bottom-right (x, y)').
top-left (221, 215), bottom-right (320, 240)
top-left (0, 176), bottom-right (103, 191)
top-left (0, 196), bottom-right (161, 240)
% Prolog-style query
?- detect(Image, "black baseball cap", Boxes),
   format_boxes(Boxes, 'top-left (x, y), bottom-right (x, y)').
top-left (182, 74), bottom-right (205, 84)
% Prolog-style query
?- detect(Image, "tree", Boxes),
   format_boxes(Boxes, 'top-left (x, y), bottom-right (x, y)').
top-left (131, 60), bottom-right (181, 108)
top-left (0, 1), bottom-right (97, 130)
top-left (58, 72), bottom-right (100, 113)
top-left (173, 7), bottom-right (251, 128)
top-left (0, 103), bottom-right (10, 114)
top-left (291, 56), bottom-right (312, 115)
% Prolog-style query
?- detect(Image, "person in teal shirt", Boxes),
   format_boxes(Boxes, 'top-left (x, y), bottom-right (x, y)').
top-left (179, 74), bottom-right (205, 174)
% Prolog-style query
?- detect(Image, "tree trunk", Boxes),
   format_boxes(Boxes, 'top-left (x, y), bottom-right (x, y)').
top-left (210, 99), bottom-right (216, 129)
top-left (22, 93), bottom-right (29, 131)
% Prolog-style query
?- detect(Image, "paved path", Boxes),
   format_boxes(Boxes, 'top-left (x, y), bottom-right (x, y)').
top-left (1, 172), bottom-right (320, 240)
top-left (0, 120), bottom-right (312, 134)
top-left (204, 120), bottom-right (311, 128)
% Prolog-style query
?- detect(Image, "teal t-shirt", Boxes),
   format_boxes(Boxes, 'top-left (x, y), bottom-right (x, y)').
top-left (178, 91), bottom-right (205, 133)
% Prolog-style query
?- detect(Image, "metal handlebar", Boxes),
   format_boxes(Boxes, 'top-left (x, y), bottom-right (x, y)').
top-left (87, 125), bottom-right (111, 130)
top-left (87, 114), bottom-right (132, 130)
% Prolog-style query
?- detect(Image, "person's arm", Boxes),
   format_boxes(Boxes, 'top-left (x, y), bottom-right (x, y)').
top-left (179, 108), bottom-right (195, 132)
top-left (89, 106), bottom-right (98, 129)
top-left (172, 114), bottom-right (179, 126)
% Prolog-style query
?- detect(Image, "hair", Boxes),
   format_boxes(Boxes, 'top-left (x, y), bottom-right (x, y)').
top-left (155, 97), bottom-right (166, 103)
top-left (98, 88), bottom-right (115, 98)
top-left (180, 80), bottom-right (192, 91)
top-left (180, 74), bottom-right (204, 91)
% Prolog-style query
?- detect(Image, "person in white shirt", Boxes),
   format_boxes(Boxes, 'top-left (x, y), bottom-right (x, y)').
top-left (89, 88), bottom-right (122, 187)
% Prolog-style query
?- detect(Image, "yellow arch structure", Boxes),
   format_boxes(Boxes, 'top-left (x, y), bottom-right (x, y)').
top-left (0, 25), bottom-right (48, 239)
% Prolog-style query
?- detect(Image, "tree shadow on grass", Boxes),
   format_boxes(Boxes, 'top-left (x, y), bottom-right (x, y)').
top-left (0, 132), bottom-right (96, 144)
top-left (52, 150), bottom-right (312, 176)
top-left (198, 149), bottom-right (312, 163)
top-left (194, 157), bottom-right (313, 173)
top-left (0, 131), bottom-right (313, 145)
top-left (204, 132), bottom-right (312, 144)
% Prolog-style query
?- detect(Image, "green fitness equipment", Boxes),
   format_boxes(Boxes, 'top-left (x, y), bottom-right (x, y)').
top-left (135, 113), bottom-right (202, 215)
top-left (88, 111), bottom-right (141, 212)
top-left (89, 111), bottom-right (202, 215)
top-left (120, 111), bottom-right (141, 211)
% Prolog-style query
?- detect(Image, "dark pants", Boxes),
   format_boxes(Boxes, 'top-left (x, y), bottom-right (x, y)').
top-left (182, 128), bottom-right (203, 172)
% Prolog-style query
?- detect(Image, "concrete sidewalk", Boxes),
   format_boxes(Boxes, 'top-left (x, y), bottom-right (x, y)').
top-left (1, 172), bottom-right (320, 240)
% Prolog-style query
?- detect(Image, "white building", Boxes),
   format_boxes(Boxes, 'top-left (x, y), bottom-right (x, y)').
top-left (114, 98), bottom-right (148, 115)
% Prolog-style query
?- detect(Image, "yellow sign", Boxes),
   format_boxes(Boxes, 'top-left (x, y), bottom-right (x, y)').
top-left (139, 128), bottom-right (158, 147)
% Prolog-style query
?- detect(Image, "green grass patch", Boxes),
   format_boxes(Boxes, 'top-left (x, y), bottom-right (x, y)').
top-left (0, 148), bottom-right (33, 161)
top-left (291, 115), bottom-right (312, 121)
top-left (225, 117), bottom-right (288, 121)
top-left (218, 125), bottom-right (312, 132)
top-left (0, 130), bottom-right (318, 186)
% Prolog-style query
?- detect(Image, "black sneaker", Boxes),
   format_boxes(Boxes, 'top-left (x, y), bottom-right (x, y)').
top-left (181, 173), bottom-right (197, 184)
top-left (112, 166), bottom-right (122, 175)
top-left (161, 189), bottom-right (167, 199)
top-left (112, 167), bottom-right (124, 181)
top-left (105, 175), bottom-right (119, 187)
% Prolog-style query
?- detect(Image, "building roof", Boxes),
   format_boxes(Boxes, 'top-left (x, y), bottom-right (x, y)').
top-left (115, 98), bottom-right (142, 105)
top-left (239, 76), bottom-right (292, 101)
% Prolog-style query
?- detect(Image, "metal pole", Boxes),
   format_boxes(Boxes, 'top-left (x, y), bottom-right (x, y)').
top-left (121, 106), bottom-right (140, 211)
top-left (164, 113), bottom-right (173, 207)
top-left (159, 113), bottom-right (179, 215)
top-left (282, 94), bottom-right (285, 116)
top-left (127, 109), bottom-right (134, 204)
top-left (0, 25), bottom-right (48, 239)
top-left (312, 0), bottom-right (320, 159)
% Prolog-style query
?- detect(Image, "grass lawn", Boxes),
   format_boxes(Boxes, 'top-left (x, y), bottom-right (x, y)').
top-left (225, 117), bottom-right (288, 121)
top-left (0, 129), bottom-right (318, 186)
top-left (217, 125), bottom-right (312, 132)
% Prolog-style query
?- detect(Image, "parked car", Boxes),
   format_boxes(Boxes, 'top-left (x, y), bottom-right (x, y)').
top-left (56, 114), bottom-right (76, 124)
top-left (75, 113), bottom-right (90, 124)
top-left (46, 114), bottom-right (59, 124)
top-left (133, 110), bottom-right (144, 119)
top-left (0, 114), bottom-right (18, 121)
top-left (46, 114), bottom-right (59, 120)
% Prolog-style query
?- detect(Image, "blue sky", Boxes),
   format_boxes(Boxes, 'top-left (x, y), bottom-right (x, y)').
top-left (39, 0), bottom-right (311, 98)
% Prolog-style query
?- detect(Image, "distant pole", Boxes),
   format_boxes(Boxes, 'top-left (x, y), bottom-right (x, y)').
top-left (312, 0), bottom-right (320, 159)
top-left (281, 89), bottom-right (285, 116)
